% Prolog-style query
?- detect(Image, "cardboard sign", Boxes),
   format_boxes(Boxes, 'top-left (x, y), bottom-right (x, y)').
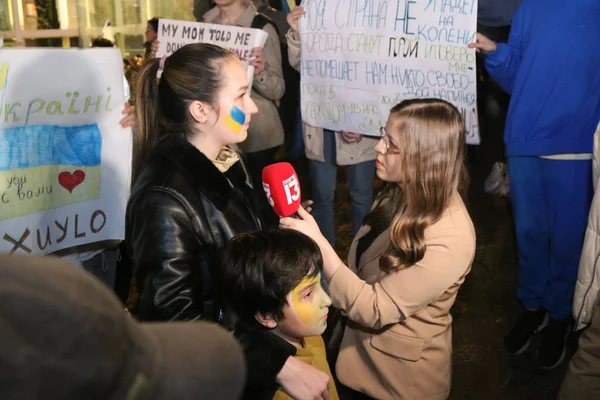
top-left (157, 19), bottom-right (268, 88)
top-left (0, 48), bottom-right (132, 254)
top-left (299, 0), bottom-right (480, 144)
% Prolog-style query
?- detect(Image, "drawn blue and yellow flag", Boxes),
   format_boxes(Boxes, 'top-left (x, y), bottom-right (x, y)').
top-left (0, 124), bottom-right (102, 220)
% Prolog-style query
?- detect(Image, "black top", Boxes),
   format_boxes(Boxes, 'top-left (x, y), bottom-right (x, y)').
top-left (127, 134), bottom-right (275, 322)
top-left (355, 225), bottom-right (383, 266)
top-left (235, 326), bottom-right (297, 400)
top-left (126, 134), bottom-right (289, 385)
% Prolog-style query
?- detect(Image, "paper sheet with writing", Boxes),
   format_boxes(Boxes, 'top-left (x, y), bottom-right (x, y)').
top-left (0, 48), bottom-right (132, 255)
top-left (300, 0), bottom-right (480, 144)
top-left (157, 19), bottom-right (268, 89)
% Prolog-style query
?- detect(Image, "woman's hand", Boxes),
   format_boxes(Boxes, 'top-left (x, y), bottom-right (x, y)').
top-left (250, 47), bottom-right (266, 76)
top-left (301, 199), bottom-right (314, 214)
top-left (277, 356), bottom-right (330, 400)
top-left (287, 7), bottom-right (305, 34)
top-left (467, 33), bottom-right (496, 53)
top-left (340, 131), bottom-right (362, 144)
top-left (119, 102), bottom-right (135, 128)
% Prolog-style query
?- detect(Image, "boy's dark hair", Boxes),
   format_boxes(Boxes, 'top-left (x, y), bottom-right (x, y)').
top-left (223, 229), bottom-right (323, 329)
top-left (91, 37), bottom-right (114, 48)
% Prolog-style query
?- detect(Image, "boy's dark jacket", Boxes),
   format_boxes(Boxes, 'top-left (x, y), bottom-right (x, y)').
top-left (235, 326), bottom-right (297, 400)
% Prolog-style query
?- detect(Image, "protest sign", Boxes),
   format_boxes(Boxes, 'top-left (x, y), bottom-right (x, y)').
top-left (299, 0), bottom-right (480, 144)
top-left (0, 48), bottom-right (132, 255)
top-left (157, 19), bottom-right (268, 88)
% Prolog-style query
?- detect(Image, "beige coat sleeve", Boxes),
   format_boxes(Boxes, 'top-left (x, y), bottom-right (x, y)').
top-left (573, 203), bottom-right (600, 330)
top-left (252, 24), bottom-right (285, 102)
top-left (592, 121), bottom-right (600, 190)
top-left (286, 31), bottom-right (301, 72)
top-left (573, 121), bottom-right (600, 330)
top-left (328, 227), bottom-right (474, 329)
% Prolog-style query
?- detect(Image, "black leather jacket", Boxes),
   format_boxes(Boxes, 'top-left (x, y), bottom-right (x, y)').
top-left (126, 134), bottom-right (275, 322)
top-left (126, 135), bottom-right (295, 391)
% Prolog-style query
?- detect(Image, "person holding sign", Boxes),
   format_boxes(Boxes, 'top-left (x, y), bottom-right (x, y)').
top-left (57, 39), bottom-right (135, 300)
top-left (126, 43), bottom-right (330, 400)
top-left (204, 0), bottom-right (286, 197)
top-left (286, 7), bottom-right (377, 246)
top-left (144, 18), bottom-right (159, 59)
top-left (281, 99), bottom-right (476, 400)
top-left (469, 0), bottom-right (600, 370)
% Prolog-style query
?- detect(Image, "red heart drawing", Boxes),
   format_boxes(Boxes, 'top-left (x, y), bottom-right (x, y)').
top-left (58, 170), bottom-right (86, 193)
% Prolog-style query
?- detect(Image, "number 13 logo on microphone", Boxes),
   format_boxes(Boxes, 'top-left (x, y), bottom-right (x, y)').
top-left (282, 174), bottom-right (300, 205)
top-left (261, 162), bottom-right (302, 217)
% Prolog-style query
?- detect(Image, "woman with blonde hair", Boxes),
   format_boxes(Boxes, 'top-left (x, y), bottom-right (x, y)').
top-left (282, 98), bottom-right (476, 399)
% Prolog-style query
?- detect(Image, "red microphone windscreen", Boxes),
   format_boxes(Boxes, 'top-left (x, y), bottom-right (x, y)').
top-left (262, 162), bottom-right (301, 217)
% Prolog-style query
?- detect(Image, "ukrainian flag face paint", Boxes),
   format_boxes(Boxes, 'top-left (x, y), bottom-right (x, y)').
top-left (223, 105), bottom-right (246, 134)
top-left (289, 274), bottom-right (330, 331)
top-left (273, 273), bottom-right (332, 345)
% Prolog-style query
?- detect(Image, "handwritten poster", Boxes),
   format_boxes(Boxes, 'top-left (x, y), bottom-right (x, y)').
top-left (157, 19), bottom-right (268, 88)
top-left (0, 48), bottom-right (132, 255)
top-left (300, 0), bottom-right (480, 144)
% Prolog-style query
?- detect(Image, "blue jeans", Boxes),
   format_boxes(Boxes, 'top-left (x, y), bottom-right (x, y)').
top-left (508, 156), bottom-right (593, 320)
top-left (309, 130), bottom-right (376, 246)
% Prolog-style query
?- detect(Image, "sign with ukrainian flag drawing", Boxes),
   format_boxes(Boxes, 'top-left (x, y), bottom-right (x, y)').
top-left (0, 48), bottom-right (132, 255)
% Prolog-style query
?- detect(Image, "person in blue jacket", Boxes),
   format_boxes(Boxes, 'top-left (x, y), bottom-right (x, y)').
top-left (469, 0), bottom-right (600, 369)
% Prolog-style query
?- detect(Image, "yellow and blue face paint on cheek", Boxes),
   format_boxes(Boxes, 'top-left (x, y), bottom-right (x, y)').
top-left (224, 106), bottom-right (246, 134)
top-left (289, 273), bottom-right (332, 335)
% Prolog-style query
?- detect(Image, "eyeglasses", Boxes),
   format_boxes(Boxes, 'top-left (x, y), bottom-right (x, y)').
top-left (379, 127), bottom-right (400, 154)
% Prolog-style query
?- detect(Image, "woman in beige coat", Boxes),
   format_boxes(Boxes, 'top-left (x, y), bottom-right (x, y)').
top-left (282, 99), bottom-right (476, 399)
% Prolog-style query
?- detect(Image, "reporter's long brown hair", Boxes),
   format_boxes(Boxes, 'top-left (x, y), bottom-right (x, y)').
top-left (364, 99), bottom-right (468, 273)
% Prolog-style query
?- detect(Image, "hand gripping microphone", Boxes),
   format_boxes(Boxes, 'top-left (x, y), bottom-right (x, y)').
top-left (262, 162), bottom-right (301, 217)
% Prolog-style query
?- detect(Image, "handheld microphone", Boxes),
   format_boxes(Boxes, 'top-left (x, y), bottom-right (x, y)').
top-left (262, 162), bottom-right (301, 217)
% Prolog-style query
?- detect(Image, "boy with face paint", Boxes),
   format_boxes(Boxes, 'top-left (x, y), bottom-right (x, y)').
top-left (223, 229), bottom-right (339, 400)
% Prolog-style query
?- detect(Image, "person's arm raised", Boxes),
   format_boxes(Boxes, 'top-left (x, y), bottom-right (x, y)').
top-left (286, 7), bottom-right (304, 73)
top-left (251, 24), bottom-right (285, 102)
top-left (281, 207), bottom-right (475, 330)
top-left (467, 1), bottom-right (528, 94)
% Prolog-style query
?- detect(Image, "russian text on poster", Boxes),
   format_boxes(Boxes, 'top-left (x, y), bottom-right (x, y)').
top-left (300, 0), bottom-right (480, 144)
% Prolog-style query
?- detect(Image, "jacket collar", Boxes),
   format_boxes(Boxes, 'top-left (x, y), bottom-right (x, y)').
top-left (348, 225), bottom-right (390, 273)
top-left (203, 1), bottom-right (257, 27)
top-left (157, 135), bottom-right (239, 206)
